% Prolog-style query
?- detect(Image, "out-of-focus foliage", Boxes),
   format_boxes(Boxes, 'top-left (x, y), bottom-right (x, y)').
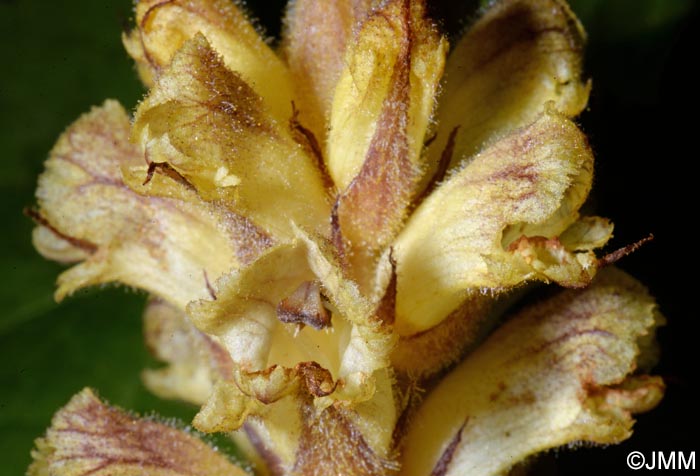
top-left (569, 0), bottom-right (694, 39)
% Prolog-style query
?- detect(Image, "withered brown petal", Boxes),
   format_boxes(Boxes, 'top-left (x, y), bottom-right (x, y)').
top-left (28, 389), bottom-right (248, 476)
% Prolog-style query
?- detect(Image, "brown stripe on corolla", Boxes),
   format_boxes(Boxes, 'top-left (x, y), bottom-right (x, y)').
top-left (283, 0), bottom-right (378, 141)
top-left (31, 389), bottom-right (241, 476)
top-left (185, 40), bottom-right (272, 135)
top-left (200, 333), bottom-right (235, 380)
top-left (244, 422), bottom-right (286, 476)
top-left (25, 208), bottom-right (98, 255)
top-left (221, 212), bottom-right (274, 266)
top-left (331, 198), bottom-right (347, 266)
top-left (520, 327), bottom-right (617, 365)
top-left (336, 0), bottom-right (415, 252)
top-left (489, 162), bottom-right (538, 186)
top-left (137, 0), bottom-right (177, 76)
top-left (430, 419), bottom-right (468, 476)
top-left (289, 101), bottom-right (335, 191)
top-left (375, 249), bottom-right (398, 325)
top-left (277, 280), bottom-right (332, 330)
top-left (293, 399), bottom-right (400, 476)
top-left (465, 9), bottom-right (583, 77)
top-left (414, 126), bottom-right (460, 207)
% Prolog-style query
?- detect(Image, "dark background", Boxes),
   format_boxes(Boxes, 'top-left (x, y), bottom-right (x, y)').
top-left (0, 0), bottom-right (697, 474)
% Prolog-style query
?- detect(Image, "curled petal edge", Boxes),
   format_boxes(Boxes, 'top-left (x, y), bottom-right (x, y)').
top-left (399, 268), bottom-right (665, 476)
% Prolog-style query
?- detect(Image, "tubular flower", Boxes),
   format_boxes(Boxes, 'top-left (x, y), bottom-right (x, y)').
top-left (28, 0), bottom-right (664, 475)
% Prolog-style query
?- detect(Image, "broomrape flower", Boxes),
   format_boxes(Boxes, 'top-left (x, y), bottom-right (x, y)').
top-left (27, 0), bottom-right (665, 475)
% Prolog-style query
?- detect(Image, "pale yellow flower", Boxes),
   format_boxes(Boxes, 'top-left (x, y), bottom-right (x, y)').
top-left (28, 0), bottom-right (664, 475)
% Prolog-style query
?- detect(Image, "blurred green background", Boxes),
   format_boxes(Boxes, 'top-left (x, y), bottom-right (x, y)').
top-left (0, 0), bottom-right (697, 474)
